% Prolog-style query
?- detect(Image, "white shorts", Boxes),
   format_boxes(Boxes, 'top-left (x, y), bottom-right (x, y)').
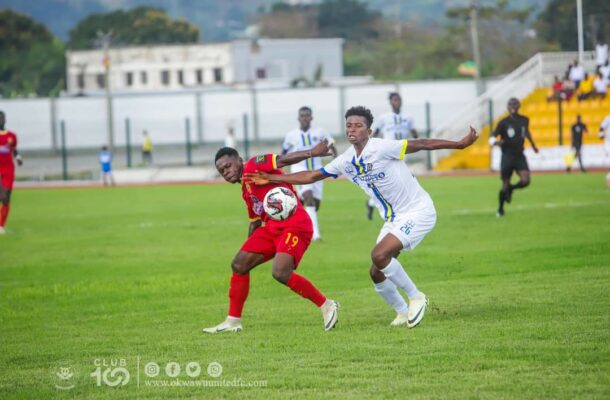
top-left (296, 181), bottom-right (324, 200)
top-left (376, 207), bottom-right (437, 251)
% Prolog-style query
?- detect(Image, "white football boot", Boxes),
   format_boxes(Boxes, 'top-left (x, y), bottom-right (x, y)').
top-left (407, 292), bottom-right (428, 328)
top-left (0, 227), bottom-right (6, 235)
top-left (390, 311), bottom-right (409, 327)
top-left (202, 317), bottom-right (242, 334)
top-left (320, 299), bottom-right (339, 331)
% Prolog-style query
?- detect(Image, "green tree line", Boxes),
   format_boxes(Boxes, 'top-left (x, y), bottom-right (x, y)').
top-left (0, 0), bottom-right (607, 98)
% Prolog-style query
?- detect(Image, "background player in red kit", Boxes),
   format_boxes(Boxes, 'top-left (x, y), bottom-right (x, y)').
top-left (0, 111), bottom-right (23, 235)
top-left (204, 140), bottom-right (339, 333)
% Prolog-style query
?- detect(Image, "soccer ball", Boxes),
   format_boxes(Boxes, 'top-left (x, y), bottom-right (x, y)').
top-left (263, 187), bottom-right (298, 221)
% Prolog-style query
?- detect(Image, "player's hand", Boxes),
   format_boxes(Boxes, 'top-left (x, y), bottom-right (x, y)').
top-left (243, 171), bottom-right (271, 185)
top-left (309, 139), bottom-right (333, 157)
top-left (459, 126), bottom-right (479, 149)
top-left (533, 146), bottom-right (539, 154)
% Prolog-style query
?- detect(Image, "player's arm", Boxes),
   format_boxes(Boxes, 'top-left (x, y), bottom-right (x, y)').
top-left (329, 142), bottom-right (338, 158)
top-left (12, 137), bottom-right (23, 166)
top-left (405, 126), bottom-right (478, 154)
top-left (246, 169), bottom-right (327, 186)
top-left (275, 139), bottom-right (331, 168)
top-left (525, 124), bottom-right (539, 153)
top-left (248, 219), bottom-right (262, 237)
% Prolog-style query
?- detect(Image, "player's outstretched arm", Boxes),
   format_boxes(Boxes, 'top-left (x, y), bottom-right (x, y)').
top-left (245, 170), bottom-right (326, 186)
top-left (406, 126), bottom-right (479, 154)
top-left (525, 130), bottom-right (539, 153)
top-left (275, 139), bottom-right (332, 168)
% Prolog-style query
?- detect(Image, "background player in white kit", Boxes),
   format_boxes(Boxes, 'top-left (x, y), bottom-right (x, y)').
top-left (366, 92), bottom-right (419, 219)
top-left (282, 106), bottom-right (337, 241)
top-left (248, 106), bottom-right (478, 329)
top-left (599, 114), bottom-right (610, 157)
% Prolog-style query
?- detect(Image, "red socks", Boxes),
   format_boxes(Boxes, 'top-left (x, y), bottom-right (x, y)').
top-left (0, 203), bottom-right (9, 227)
top-left (287, 273), bottom-right (327, 307)
top-left (228, 273), bottom-right (250, 318)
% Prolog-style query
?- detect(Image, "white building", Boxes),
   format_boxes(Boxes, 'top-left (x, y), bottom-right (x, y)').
top-left (66, 38), bottom-right (344, 95)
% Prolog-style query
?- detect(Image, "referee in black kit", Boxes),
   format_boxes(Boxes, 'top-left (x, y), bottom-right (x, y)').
top-left (490, 97), bottom-right (539, 217)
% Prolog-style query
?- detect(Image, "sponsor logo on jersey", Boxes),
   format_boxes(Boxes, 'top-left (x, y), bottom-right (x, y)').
top-left (250, 195), bottom-right (264, 215)
top-left (255, 155), bottom-right (267, 164)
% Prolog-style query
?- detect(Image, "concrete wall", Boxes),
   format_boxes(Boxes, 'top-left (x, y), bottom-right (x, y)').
top-left (0, 79), bottom-right (489, 151)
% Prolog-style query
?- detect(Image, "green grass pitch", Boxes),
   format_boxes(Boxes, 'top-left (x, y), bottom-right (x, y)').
top-left (1, 172), bottom-right (609, 399)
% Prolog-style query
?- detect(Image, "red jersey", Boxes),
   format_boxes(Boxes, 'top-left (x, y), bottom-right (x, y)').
top-left (0, 130), bottom-right (18, 169)
top-left (241, 154), bottom-right (312, 231)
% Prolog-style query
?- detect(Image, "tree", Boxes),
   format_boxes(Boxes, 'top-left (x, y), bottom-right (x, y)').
top-left (536, 0), bottom-right (610, 50)
top-left (318, 0), bottom-right (381, 40)
top-left (68, 6), bottom-right (200, 49)
top-left (0, 10), bottom-right (65, 97)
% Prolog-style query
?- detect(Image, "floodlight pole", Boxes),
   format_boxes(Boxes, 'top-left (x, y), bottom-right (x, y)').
top-left (100, 31), bottom-right (115, 150)
top-left (576, 0), bottom-right (584, 64)
top-left (469, 2), bottom-right (484, 96)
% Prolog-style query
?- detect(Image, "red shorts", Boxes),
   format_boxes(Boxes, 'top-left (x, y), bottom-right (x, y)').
top-left (0, 167), bottom-right (14, 190)
top-left (241, 224), bottom-right (312, 267)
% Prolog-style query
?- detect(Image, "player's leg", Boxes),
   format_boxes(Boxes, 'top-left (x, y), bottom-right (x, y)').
top-left (366, 197), bottom-right (375, 220)
top-left (300, 187), bottom-right (321, 241)
top-left (203, 228), bottom-right (275, 334)
top-left (371, 210), bottom-right (436, 328)
top-left (498, 156), bottom-right (513, 216)
top-left (576, 147), bottom-right (586, 172)
top-left (272, 229), bottom-right (339, 330)
top-left (370, 265), bottom-right (409, 326)
top-left (0, 173), bottom-right (14, 233)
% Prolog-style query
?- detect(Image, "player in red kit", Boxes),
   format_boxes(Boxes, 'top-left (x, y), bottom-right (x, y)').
top-left (0, 111), bottom-right (23, 234)
top-left (204, 140), bottom-right (339, 333)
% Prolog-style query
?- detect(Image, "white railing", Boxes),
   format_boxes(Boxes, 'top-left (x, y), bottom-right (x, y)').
top-left (431, 51), bottom-right (597, 166)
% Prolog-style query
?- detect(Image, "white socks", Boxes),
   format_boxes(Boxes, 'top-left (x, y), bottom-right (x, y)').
top-left (374, 279), bottom-right (408, 314)
top-left (381, 258), bottom-right (421, 299)
top-left (305, 206), bottom-right (320, 240)
top-left (367, 198), bottom-right (375, 207)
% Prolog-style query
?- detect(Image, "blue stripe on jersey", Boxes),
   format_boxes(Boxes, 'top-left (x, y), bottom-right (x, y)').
top-left (352, 155), bottom-right (394, 221)
top-left (301, 133), bottom-right (314, 170)
top-left (320, 167), bottom-right (337, 178)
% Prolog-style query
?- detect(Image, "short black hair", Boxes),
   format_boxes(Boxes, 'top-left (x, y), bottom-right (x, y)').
top-left (215, 147), bottom-right (239, 163)
top-left (389, 92), bottom-right (401, 100)
top-left (298, 106), bottom-right (312, 114)
top-left (345, 106), bottom-right (374, 128)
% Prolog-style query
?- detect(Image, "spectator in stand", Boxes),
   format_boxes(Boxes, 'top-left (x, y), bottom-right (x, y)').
top-left (547, 76), bottom-right (564, 102)
top-left (592, 72), bottom-right (608, 100)
top-left (568, 60), bottom-right (586, 90)
top-left (562, 76), bottom-right (576, 101)
top-left (596, 40), bottom-right (609, 68)
top-left (577, 73), bottom-right (594, 101)
top-left (598, 60), bottom-right (610, 83)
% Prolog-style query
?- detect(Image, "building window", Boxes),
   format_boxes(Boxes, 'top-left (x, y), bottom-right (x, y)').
top-left (256, 68), bottom-right (266, 79)
top-left (161, 70), bottom-right (170, 85)
top-left (77, 73), bottom-right (85, 89)
top-left (96, 73), bottom-right (106, 89)
top-left (141, 71), bottom-right (148, 85)
top-left (126, 72), bottom-right (133, 87)
top-left (213, 68), bottom-right (223, 83)
top-left (177, 70), bottom-right (184, 85)
top-left (196, 69), bottom-right (203, 84)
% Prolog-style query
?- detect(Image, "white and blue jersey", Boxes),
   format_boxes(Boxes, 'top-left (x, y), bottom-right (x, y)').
top-left (99, 150), bottom-right (112, 173)
top-left (374, 112), bottom-right (416, 140)
top-left (282, 127), bottom-right (334, 174)
top-left (321, 138), bottom-right (434, 221)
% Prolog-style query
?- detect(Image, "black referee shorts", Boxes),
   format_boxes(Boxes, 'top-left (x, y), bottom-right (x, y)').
top-left (500, 153), bottom-right (529, 180)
